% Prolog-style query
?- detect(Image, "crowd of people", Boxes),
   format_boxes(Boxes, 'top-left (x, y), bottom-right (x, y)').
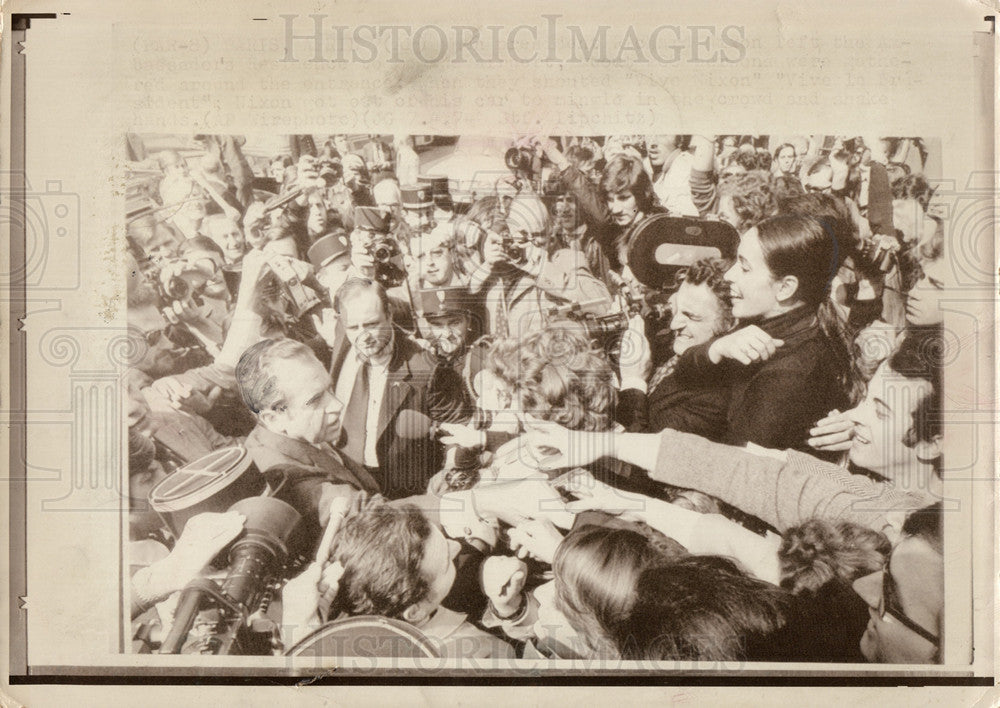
top-left (125, 132), bottom-right (948, 665)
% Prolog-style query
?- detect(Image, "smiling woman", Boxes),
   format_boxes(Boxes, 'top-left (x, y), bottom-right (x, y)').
top-left (672, 215), bottom-right (857, 452)
top-left (120, 129), bottom-right (957, 672)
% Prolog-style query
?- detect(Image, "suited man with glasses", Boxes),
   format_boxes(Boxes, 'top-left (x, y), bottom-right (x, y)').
top-left (852, 503), bottom-right (943, 663)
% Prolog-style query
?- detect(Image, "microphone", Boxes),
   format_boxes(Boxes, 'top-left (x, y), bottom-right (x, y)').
top-left (394, 408), bottom-right (494, 441)
top-left (395, 409), bottom-right (440, 441)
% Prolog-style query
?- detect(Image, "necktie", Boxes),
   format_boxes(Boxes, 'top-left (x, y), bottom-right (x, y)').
top-left (647, 354), bottom-right (678, 391)
top-left (341, 360), bottom-right (369, 464)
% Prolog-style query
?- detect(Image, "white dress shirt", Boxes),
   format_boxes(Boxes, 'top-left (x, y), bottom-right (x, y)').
top-left (335, 342), bottom-right (392, 468)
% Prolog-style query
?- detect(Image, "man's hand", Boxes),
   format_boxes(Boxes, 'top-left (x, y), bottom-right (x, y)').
top-left (242, 202), bottom-right (267, 243)
top-left (149, 377), bottom-right (222, 417)
top-left (281, 559), bottom-right (345, 633)
top-left (618, 314), bottom-right (652, 386)
top-left (167, 511), bottom-right (246, 584)
top-left (507, 519), bottom-right (564, 565)
top-left (521, 416), bottom-right (611, 471)
top-left (349, 230), bottom-right (376, 275)
top-left (438, 422), bottom-right (487, 450)
top-left (480, 555), bottom-right (528, 619)
top-left (552, 468), bottom-right (649, 517)
top-left (708, 325), bottom-right (784, 365)
top-left (311, 308), bottom-right (340, 348)
top-left (472, 478), bottom-right (574, 529)
top-left (233, 249), bottom-right (269, 311)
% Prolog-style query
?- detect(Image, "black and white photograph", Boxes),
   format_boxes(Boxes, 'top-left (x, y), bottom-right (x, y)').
top-left (124, 131), bottom-right (950, 666)
top-left (2, 1), bottom-right (994, 704)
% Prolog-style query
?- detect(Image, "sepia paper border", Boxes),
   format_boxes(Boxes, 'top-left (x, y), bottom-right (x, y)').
top-left (1, 0), bottom-right (996, 703)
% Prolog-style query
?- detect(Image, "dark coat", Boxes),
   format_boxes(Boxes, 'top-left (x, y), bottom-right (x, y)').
top-left (329, 326), bottom-right (455, 499)
top-left (674, 305), bottom-right (849, 453)
top-left (244, 423), bottom-right (380, 523)
top-left (617, 371), bottom-right (731, 442)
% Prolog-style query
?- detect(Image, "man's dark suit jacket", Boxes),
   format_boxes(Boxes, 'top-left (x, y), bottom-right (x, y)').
top-left (329, 326), bottom-right (455, 499)
top-left (244, 424), bottom-right (380, 521)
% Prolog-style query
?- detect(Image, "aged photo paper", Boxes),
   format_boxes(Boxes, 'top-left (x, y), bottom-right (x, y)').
top-left (1, 0), bottom-right (996, 705)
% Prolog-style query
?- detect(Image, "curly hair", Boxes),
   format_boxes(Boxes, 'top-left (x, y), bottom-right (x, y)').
top-left (718, 170), bottom-right (779, 231)
top-left (673, 257), bottom-right (736, 335)
top-left (778, 519), bottom-right (891, 595)
top-left (328, 500), bottom-right (433, 619)
top-left (725, 149), bottom-right (766, 173)
top-left (487, 324), bottom-right (617, 432)
top-left (891, 174), bottom-right (935, 211)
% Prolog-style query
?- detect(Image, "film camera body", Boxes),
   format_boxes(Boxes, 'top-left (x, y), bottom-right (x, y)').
top-left (549, 215), bottom-right (740, 350)
top-left (367, 236), bottom-right (407, 288)
top-left (144, 447), bottom-right (307, 656)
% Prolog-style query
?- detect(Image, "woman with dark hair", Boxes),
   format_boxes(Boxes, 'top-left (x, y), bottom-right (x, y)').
top-left (672, 214), bottom-right (856, 453)
top-left (619, 549), bottom-right (872, 663)
top-left (618, 556), bottom-right (791, 662)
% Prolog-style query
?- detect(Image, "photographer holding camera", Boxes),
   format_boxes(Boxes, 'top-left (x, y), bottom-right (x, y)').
top-left (465, 198), bottom-right (551, 339)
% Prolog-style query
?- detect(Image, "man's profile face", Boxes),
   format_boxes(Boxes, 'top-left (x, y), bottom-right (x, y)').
top-left (407, 524), bottom-right (460, 624)
top-left (645, 135), bottom-right (677, 167)
top-left (265, 356), bottom-right (344, 445)
top-left (852, 535), bottom-right (942, 663)
top-left (341, 290), bottom-right (393, 360)
top-left (905, 256), bottom-right (946, 327)
top-left (129, 305), bottom-right (183, 377)
top-left (846, 362), bottom-right (934, 480)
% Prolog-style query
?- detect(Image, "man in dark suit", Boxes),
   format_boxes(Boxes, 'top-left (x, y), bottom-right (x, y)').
top-left (236, 338), bottom-right (380, 531)
top-left (616, 257), bottom-right (734, 441)
top-left (329, 277), bottom-right (451, 499)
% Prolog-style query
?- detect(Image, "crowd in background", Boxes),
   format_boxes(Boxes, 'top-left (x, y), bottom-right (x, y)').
top-left (125, 132), bottom-right (947, 665)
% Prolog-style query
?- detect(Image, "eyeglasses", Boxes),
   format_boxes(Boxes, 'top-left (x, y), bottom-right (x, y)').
top-left (878, 562), bottom-right (939, 646)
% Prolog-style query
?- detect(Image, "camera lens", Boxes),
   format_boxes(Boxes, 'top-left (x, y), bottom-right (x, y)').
top-left (167, 276), bottom-right (190, 300)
